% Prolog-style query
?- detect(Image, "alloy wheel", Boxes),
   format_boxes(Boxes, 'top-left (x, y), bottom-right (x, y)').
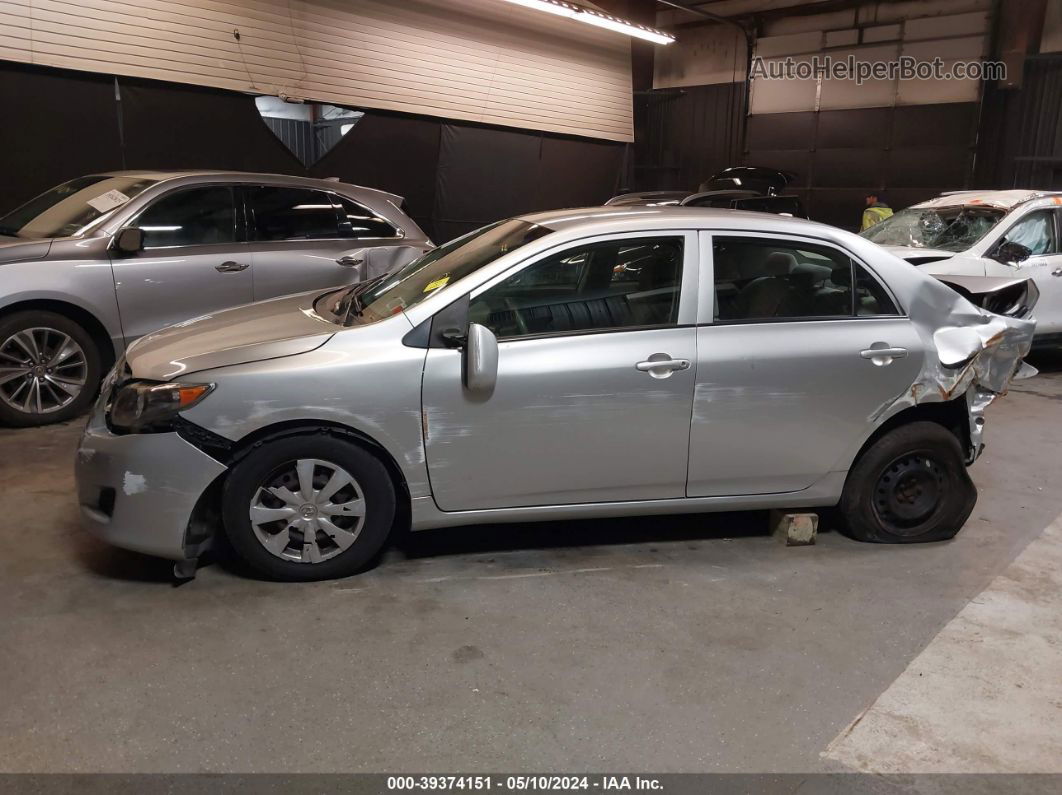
top-left (0, 327), bottom-right (88, 415)
top-left (249, 458), bottom-right (367, 564)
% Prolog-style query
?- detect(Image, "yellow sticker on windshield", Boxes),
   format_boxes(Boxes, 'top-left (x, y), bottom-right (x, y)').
top-left (424, 276), bottom-right (450, 292)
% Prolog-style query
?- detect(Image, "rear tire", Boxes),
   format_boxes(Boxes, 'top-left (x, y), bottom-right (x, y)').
top-left (222, 435), bottom-right (396, 581)
top-left (0, 310), bottom-right (101, 427)
top-left (839, 421), bottom-right (976, 544)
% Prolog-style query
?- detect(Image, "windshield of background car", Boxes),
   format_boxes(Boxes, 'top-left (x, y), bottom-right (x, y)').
top-left (347, 219), bottom-right (554, 322)
top-left (0, 175), bottom-right (159, 239)
top-left (860, 205), bottom-right (1005, 252)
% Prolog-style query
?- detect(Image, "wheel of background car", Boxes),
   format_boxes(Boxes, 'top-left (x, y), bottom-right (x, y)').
top-left (0, 310), bottom-right (102, 427)
top-left (221, 435), bottom-right (396, 581)
top-left (838, 421), bottom-right (976, 544)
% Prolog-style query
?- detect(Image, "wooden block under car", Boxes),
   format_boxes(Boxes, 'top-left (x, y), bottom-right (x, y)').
top-left (770, 510), bottom-right (818, 546)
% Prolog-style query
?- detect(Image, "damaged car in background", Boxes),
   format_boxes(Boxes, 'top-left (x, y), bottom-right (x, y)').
top-left (861, 189), bottom-right (1058, 343)
top-left (76, 207), bottom-right (1036, 581)
top-left (0, 170), bottom-right (432, 427)
top-left (606, 166), bottom-right (807, 218)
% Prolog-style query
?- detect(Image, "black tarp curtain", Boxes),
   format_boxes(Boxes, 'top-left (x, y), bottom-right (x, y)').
top-left (0, 62), bottom-right (625, 242)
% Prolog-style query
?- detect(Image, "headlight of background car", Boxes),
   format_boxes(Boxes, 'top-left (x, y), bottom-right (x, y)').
top-left (108, 381), bottom-right (214, 433)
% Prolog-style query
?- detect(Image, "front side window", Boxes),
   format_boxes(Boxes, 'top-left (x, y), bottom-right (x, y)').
top-left (713, 237), bottom-right (897, 321)
top-left (336, 196), bottom-right (397, 239)
top-left (0, 175), bottom-right (158, 239)
top-left (1002, 210), bottom-right (1057, 256)
top-left (134, 186), bottom-right (236, 249)
top-left (468, 238), bottom-right (683, 339)
top-left (249, 186), bottom-right (340, 241)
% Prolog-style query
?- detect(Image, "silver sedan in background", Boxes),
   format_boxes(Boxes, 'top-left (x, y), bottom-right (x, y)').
top-left (75, 207), bottom-right (1036, 581)
top-left (0, 171), bottom-right (432, 426)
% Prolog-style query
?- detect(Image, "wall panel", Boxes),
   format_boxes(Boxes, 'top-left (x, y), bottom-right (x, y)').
top-left (0, 0), bottom-right (634, 142)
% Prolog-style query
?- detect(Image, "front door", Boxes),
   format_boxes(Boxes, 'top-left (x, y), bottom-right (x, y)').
top-left (983, 207), bottom-right (1062, 335)
top-left (688, 233), bottom-right (925, 497)
top-left (112, 185), bottom-right (253, 342)
top-left (422, 232), bottom-right (699, 511)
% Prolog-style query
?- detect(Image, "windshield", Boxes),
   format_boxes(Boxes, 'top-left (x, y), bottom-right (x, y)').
top-left (319, 219), bottom-right (554, 325)
top-left (861, 205), bottom-right (1005, 252)
top-left (0, 175), bottom-right (159, 239)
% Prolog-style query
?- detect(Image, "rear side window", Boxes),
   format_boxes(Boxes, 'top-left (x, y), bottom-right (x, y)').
top-left (135, 186), bottom-right (236, 248)
top-left (249, 186), bottom-right (340, 241)
top-left (336, 196), bottom-right (397, 239)
top-left (468, 237), bottom-right (683, 339)
top-left (713, 237), bottom-right (898, 321)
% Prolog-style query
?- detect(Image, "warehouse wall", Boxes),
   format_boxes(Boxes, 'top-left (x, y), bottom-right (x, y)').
top-left (0, 62), bottom-right (625, 242)
top-left (639, 0), bottom-right (995, 230)
top-left (0, 0), bottom-right (633, 142)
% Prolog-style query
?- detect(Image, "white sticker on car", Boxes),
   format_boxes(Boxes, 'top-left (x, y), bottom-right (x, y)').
top-left (87, 189), bottom-right (131, 213)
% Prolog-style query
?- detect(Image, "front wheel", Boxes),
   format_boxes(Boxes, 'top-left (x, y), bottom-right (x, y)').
top-left (839, 421), bottom-right (976, 544)
top-left (0, 311), bottom-right (101, 427)
top-left (222, 435), bottom-right (396, 581)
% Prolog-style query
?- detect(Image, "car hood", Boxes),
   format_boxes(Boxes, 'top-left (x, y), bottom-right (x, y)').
top-left (125, 291), bottom-right (339, 381)
top-left (0, 236), bottom-right (52, 264)
top-left (882, 246), bottom-right (958, 264)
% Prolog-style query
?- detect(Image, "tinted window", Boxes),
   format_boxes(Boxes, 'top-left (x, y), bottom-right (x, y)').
top-left (468, 238), bottom-right (683, 338)
top-left (134, 186), bottom-right (235, 248)
top-left (1003, 210), bottom-right (1057, 256)
top-left (249, 187), bottom-right (340, 241)
top-left (336, 196), bottom-right (397, 238)
top-left (714, 238), bottom-right (896, 321)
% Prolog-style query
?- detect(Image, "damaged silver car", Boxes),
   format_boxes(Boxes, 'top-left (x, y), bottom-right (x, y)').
top-left (75, 207), bottom-right (1036, 581)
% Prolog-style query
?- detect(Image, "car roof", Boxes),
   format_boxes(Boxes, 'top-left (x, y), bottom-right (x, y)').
top-left (91, 170), bottom-right (401, 203)
top-left (517, 205), bottom-right (832, 235)
top-left (913, 190), bottom-right (1062, 210)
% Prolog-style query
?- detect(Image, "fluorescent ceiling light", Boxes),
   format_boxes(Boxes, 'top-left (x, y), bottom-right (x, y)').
top-left (499, 0), bottom-right (675, 45)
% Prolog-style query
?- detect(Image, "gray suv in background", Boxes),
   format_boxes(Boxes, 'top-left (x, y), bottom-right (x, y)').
top-left (0, 171), bottom-right (432, 426)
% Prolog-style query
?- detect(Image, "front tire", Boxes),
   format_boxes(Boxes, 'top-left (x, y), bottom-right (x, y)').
top-left (839, 421), bottom-right (976, 544)
top-left (222, 435), bottom-right (396, 581)
top-left (0, 311), bottom-right (101, 427)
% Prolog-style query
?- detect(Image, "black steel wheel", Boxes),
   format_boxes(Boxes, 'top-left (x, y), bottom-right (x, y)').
top-left (839, 421), bottom-right (976, 544)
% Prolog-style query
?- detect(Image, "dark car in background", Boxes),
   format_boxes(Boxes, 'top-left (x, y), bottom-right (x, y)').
top-left (606, 167), bottom-right (807, 218)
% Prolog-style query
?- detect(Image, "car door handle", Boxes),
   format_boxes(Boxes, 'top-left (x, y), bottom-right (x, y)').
top-left (1052, 267), bottom-right (1062, 277)
top-left (636, 357), bottom-right (691, 376)
top-left (861, 346), bottom-right (908, 366)
top-left (215, 261), bottom-right (249, 273)
top-left (337, 256), bottom-right (364, 268)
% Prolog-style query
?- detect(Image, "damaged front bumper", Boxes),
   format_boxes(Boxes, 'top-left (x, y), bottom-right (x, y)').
top-left (75, 415), bottom-right (227, 561)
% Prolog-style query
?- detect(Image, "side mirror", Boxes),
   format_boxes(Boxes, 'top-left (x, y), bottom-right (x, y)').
top-left (464, 323), bottom-right (498, 394)
top-left (113, 227), bottom-right (143, 255)
top-left (992, 241), bottom-right (1032, 265)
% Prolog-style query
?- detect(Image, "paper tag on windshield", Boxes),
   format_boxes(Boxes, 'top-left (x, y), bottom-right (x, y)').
top-left (87, 189), bottom-right (131, 213)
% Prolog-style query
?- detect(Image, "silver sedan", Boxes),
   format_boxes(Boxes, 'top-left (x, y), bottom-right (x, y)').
top-left (75, 207), bottom-right (1036, 581)
top-left (0, 171), bottom-right (432, 426)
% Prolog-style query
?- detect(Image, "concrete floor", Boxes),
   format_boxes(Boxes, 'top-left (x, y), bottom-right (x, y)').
top-left (1, 351), bottom-right (1060, 773)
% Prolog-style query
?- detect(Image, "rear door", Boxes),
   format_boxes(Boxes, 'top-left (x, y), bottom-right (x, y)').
top-left (244, 186), bottom-right (423, 300)
top-left (111, 184), bottom-right (253, 341)
top-left (688, 232), bottom-right (924, 497)
top-left (422, 231), bottom-right (699, 511)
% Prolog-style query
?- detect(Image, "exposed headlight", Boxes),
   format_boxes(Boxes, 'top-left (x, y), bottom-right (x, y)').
top-left (108, 381), bottom-right (214, 433)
